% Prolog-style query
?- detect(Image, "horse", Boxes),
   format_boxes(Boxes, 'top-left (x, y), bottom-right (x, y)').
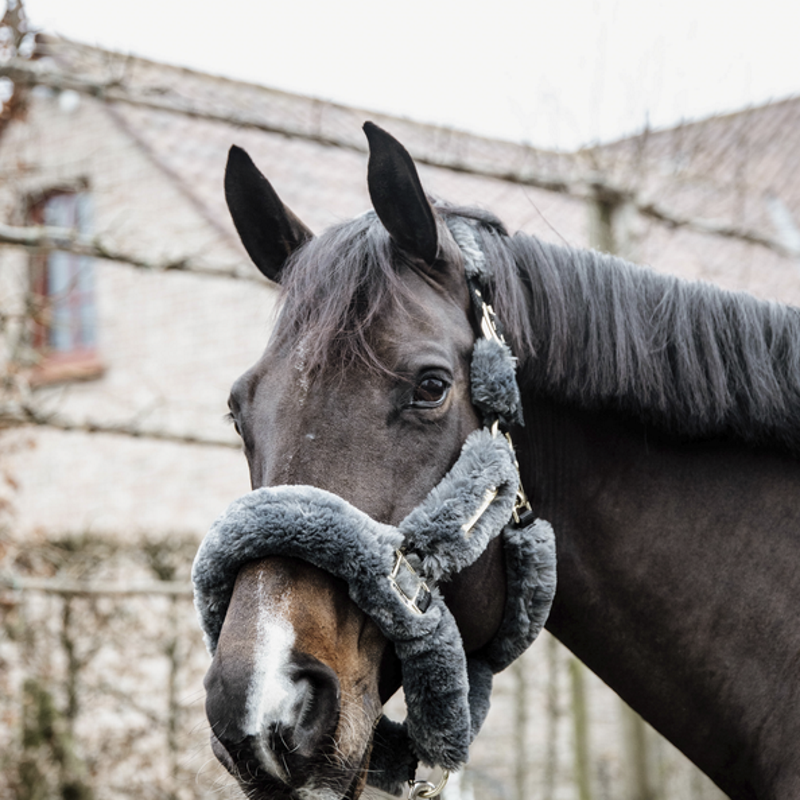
top-left (198, 122), bottom-right (800, 800)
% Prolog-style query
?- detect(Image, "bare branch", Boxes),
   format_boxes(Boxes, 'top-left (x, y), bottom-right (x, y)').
top-left (637, 202), bottom-right (799, 257)
top-left (0, 59), bottom-right (360, 149)
top-left (94, 680), bottom-right (176, 725)
top-left (0, 61), bottom-right (599, 197)
top-left (0, 221), bottom-right (258, 280)
top-left (0, 59), bottom-right (794, 262)
top-left (0, 196), bottom-right (795, 282)
top-left (0, 400), bottom-right (240, 448)
top-left (0, 572), bottom-right (192, 596)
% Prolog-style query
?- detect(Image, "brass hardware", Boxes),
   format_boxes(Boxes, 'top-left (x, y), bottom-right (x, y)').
top-left (409, 771), bottom-right (450, 799)
top-left (388, 550), bottom-right (431, 614)
top-left (503, 431), bottom-right (533, 524)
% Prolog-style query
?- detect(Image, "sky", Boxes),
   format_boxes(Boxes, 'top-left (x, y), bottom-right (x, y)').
top-left (21, 0), bottom-right (800, 152)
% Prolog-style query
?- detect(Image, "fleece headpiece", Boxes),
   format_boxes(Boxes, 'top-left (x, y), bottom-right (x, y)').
top-left (192, 217), bottom-right (557, 795)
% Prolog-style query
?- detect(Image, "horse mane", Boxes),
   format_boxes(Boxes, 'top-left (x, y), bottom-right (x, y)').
top-left (482, 224), bottom-right (800, 453)
top-left (275, 204), bottom-right (800, 453)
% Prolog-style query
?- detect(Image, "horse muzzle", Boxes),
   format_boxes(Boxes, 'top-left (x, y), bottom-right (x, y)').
top-left (205, 644), bottom-right (374, 800)
top-left (206, 650), bottom-right (339, 758)
top-left (201, 557), bottom-right (381, 800)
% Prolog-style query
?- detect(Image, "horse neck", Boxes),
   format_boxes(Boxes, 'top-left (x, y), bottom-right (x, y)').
top-left (516, 390), bottom-right (800, 800)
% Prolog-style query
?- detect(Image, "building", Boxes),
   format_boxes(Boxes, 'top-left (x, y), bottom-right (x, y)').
top-left (0, 34), bottom-right (798, 800)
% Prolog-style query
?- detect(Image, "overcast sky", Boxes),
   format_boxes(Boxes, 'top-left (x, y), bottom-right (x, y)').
top-left (22, 0), bottom-right (800, 151)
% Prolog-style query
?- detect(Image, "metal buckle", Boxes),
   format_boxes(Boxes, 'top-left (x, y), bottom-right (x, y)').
top-left (408, 771), bottom-right (450, 799)
top-left (512, 487), bottom-right (535, 527)
top-left (476, 291), bottom-right (505, 346)
top-left (470, 283), bottom-right (505, 347)
top-left (388, 550), bottom-right (431, 614)
top-left (503, 431), bottom-right (534, 526)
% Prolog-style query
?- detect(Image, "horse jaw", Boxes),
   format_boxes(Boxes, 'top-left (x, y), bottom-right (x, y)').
top-left (204, 558), bottom-right (384, 800)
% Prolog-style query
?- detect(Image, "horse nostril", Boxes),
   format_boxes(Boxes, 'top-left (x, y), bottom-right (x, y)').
top-left (289, 654), bottom-right (341, 757)
top-left (204, 648), bottom-right (342, 781)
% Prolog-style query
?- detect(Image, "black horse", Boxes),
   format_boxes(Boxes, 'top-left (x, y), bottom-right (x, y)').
top-left (201, 122), bottom-right (800, 800)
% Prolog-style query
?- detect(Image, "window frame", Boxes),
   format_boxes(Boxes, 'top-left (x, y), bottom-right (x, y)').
top-left (27, 188), bottom-right (104, 386)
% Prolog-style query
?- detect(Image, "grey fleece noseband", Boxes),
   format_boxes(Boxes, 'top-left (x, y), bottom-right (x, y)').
top-left (192, 218), bottom-right (557, 795)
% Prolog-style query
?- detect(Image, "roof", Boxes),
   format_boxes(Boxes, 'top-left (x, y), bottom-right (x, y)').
top-left (37, 36), bottom-right (576, 237)
top-left (24, 36), bottom-right (800, 283)
top-left (587, 96), bottom-right (800, 248)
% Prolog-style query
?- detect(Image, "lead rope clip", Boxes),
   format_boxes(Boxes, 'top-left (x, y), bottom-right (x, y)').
top-left (408, 771), bottom-right (450, 800)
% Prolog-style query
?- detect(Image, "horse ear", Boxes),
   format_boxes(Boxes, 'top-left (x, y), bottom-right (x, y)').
top-left (224, 145), bottom-right (313, 283)
top-left (363, 122), bottom-right (438, 266)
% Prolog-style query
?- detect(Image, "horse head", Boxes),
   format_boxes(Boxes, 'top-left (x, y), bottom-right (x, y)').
top-left (201, 124), bottom-right (514, 799)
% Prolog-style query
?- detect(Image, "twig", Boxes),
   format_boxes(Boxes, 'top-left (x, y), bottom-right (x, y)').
top-left (0, 401), bottom-right (240, 448)
top-left (0, 59), bottom-right (797, 261)
top-left (0, 573), bottom-right (193, 596)
top-left (0, 221), bottom-right (258, 280)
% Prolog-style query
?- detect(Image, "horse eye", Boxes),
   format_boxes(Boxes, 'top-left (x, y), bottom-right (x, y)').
top-left (412, 377), bottom-right (449, 407)
top-left (226, 412), bottom-right (241, 436)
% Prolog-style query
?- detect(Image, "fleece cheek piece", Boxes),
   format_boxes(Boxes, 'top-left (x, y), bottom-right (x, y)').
top-left (192, 428), bottom-right (557, 795)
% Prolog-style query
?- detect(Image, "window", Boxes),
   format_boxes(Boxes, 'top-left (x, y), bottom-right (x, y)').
top-left (29, 190), bottom-right (103, 384)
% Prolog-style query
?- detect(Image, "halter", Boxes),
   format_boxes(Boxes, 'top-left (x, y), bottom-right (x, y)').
top-left (192, 216), bottom-right (557, 796)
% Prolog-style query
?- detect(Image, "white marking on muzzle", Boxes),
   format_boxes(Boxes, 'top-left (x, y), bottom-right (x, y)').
top-left (297, 787), bottom-right (341, 800)
top-left (245, 574), bottom-right (296, 782)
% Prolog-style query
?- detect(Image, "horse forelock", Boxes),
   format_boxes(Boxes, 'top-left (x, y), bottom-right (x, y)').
top-left (271, 204), bottom-right (502, 377)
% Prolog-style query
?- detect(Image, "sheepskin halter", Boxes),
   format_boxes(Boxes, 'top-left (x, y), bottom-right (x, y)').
top-left (192, 217), bottom-right (557, 795)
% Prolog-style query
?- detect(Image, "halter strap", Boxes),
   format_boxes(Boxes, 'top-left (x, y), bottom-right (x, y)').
top-left (384, 218), bottom-right (530, 613)
top-left (450, 216), bottom-right (533, 523)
